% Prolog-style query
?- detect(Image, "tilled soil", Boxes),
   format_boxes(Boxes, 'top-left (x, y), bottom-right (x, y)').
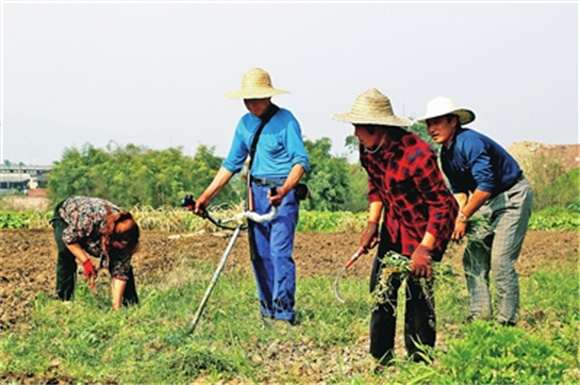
top-left (1, 229), bottom-right (578, 384)
top-left (0, 229), bottom-right (374, 329)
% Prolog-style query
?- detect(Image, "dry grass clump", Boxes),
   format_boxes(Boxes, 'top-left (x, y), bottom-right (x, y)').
top-left (132, 203), bottom-right (248, 233)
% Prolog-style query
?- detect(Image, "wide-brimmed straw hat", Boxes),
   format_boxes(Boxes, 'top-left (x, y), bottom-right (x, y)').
top-left (332, 88), bottom-right (412, 127)
top-left (225, 67), bottom-right (289, 99)
top-left (417, 96), bottom-right (476, 125)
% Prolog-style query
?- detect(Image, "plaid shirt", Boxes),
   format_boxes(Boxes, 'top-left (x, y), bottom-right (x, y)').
top-left (58, 196), bottom-right (132, 280)
top-left (360, 128), bottom-right (458, 260)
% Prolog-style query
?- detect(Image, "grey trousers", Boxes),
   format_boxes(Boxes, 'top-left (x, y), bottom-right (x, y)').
top-left (463, 176), bottom-right (533, 325)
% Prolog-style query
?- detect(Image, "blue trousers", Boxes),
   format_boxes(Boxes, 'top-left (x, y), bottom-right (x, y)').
top-left (249, 182), bottom-right (299, 322)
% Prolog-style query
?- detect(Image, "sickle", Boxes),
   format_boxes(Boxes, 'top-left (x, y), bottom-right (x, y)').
top-left (333, 246), bottom-right (366, 304)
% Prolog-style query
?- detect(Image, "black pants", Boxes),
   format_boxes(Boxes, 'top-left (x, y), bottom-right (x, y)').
top-left (51, 206), bottom-right (139, 306)
top-left (369, 229), bottom-right (436, 363)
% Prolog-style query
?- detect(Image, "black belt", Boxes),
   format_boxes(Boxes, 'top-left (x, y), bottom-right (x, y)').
top-left (250, 176), bottom-right (286, 186)
top-left (505, 174), bottom-right (525, 192)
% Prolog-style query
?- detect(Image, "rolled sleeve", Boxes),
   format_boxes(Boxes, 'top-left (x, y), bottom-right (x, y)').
top-left (467, 147), bottom-right (496, 193)
top-left (222, 122), bottom-right (250, 174)
top-left (285, 120), bottom-right (310, 172)
top-left (61, 226), bottom-right (85, 245)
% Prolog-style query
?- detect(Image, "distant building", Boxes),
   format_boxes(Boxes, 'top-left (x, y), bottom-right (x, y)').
top-left (0, 164), bottom-right (51, 194)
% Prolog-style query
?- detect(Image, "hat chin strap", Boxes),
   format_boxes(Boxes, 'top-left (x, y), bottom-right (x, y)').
top-left (364, 133), bottom-right (386, 154)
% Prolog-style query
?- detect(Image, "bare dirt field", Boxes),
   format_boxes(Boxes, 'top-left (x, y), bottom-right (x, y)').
top-left (1, 229), bottom-right (579, 384)
top-left (1, 228), bottom-right (578, 330)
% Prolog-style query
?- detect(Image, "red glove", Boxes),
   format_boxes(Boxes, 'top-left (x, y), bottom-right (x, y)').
top-left (83, 259), bottom-right (96, 289)
top-left (360, 221), bottom-right (379, 250)
top-left (410, 244), bottom-right (433, 280)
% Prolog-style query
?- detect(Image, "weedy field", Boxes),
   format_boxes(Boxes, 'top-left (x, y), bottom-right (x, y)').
top-left (0, 227), bottom-right (578, 384)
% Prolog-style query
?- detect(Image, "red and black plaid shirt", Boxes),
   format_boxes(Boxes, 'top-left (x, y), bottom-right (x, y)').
top-left (360, 128), bottom-right (458, 260)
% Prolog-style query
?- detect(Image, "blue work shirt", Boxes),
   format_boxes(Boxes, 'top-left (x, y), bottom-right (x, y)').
top-left (222, 107), bottom-right (309, 177)
top-left (440, 128), bottom-right (522, 196)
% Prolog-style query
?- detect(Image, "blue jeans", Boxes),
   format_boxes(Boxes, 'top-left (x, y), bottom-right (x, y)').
top-left (463, 177), bottom-right (533, 324)
top-left (249, 182), bottom-right (299, 322)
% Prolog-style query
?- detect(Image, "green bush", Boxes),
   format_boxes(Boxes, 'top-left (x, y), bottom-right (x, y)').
top-left (0, 210), bottom-right (52, 229)
top-left (534, 168), bottom-right (580, 210)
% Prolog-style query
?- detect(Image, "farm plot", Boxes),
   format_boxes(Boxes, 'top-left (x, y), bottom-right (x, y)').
top-left (0, 229), bottom-right (578, 384)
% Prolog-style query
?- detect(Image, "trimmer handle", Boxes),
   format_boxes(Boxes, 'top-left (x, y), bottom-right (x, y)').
top-left (181, 194), bottom-right (207, 218)
top-left (181, 193), bottom-right (195, 210)
top-left (268, 185), bottom-right (281, 207)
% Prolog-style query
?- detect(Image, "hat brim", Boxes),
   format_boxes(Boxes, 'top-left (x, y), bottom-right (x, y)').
top-left (225, 88), bottom-right (289, 99)
top-left (332, 112), bottom-right (412, 127)
top-left (417, 108), bottom-right (475, 125)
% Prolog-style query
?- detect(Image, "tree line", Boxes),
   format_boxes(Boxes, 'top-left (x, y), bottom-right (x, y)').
top-left (36, 120), bottom-right (580, 213)
top-left (47, 133), bottom-right (405, 213)
top-left (47, 125), bottom-right (437, 212)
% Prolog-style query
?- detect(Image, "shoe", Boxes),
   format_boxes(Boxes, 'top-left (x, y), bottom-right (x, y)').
top-left (373, 352), bottom-right (395, 372)
top-left (274, 317), bottom-right (298, 326)
top-left (466, 314), bottom-right (492, 323)
top-left (408, 351), bottom-right (433, 364)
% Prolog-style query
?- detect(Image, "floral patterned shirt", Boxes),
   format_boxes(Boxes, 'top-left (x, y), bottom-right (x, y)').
top-left (360, 128), bottom-right (458, 260)
top-left (58, 196), bottom-right (132, 280)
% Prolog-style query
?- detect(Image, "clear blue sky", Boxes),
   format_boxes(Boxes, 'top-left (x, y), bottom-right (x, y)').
top-left (2, 1), bottom-right (578, 165)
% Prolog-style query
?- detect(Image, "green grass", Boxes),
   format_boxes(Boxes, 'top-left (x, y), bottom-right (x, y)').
top-left (2, 206), bottom-right (578, 232)
top-left (528, 206), bottom-right (580, 231)
top-left (1, 248), bottom-right (578, 384)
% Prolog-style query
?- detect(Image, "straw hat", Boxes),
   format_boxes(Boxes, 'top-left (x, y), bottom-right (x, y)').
top-left (417, 96), bottom-right (476, 125)
top-left (332, 88), bottom-right (412, 127)
top-left (225, 67), bottom-right (289, 99)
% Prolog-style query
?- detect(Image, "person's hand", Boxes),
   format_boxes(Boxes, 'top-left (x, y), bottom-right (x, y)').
top-left (268, 186), bottom-right (284, 207)
top-left (193, 196), bottom-right (209, 218)
top-left (452, 221), bottom-right (468, 242)
top-left (83, 259), bottom-right (96, 289)
top-left (410, 244), bottom-right (432, 280)
top-left (360, 221), bottom-right (379, 250)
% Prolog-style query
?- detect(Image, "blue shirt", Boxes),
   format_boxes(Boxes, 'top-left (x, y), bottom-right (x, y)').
top-left (222, 107), bottom-right (309, 177)
top-left (440, 128), bottom-right (522, 196)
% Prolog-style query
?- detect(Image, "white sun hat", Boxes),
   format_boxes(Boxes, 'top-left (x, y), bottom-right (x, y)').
top-left (417, 96), bottom-right (476, 125)
top-left (332, 88), bottom-right (412, 127)
top-left (225, 67), bottom-right (289, 99)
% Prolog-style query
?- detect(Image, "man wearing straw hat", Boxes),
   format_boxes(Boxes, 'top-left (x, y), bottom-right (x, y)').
top-left (332, 88), bottom-right (458, 365)
top-left (418, 96), bottom-right (533, 327)
top-left (194, 68), bottom-right (309, 325)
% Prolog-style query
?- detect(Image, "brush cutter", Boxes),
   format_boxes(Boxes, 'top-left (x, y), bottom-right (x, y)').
top-left (181, 189), bottom-right (277, 335)
top-left (333, 246), bottom-right (367, 304)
